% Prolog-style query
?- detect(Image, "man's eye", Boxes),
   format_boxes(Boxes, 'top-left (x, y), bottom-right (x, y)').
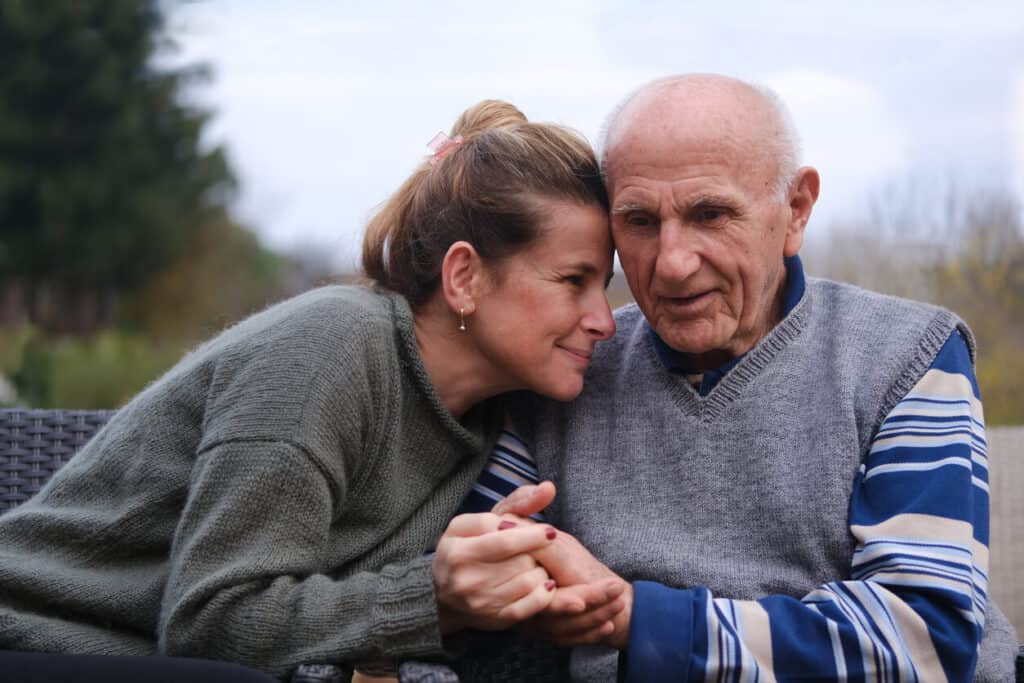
top-left (695, 207), bottom-right (729, 224)
top-left (564, 275), bottom-right (585, 288)
top-left (625, 212), bottom-right (653, 227)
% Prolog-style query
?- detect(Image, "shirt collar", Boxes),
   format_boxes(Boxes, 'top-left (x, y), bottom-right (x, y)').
top-left (648, 254), bottom-right (806, 377)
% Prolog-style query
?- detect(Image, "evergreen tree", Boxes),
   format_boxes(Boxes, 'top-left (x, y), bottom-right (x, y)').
top-left (0, 0), bottom-right (234, 333)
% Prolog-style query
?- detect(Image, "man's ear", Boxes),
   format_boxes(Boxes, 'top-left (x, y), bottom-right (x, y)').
top-left (783, 166), bottom-right (820, 257)
top-left (440, 240), bottom-right (483, 316)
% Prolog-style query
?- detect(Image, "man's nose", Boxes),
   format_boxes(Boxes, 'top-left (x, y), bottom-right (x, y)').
top-left (654, 221), bottom-right (701, 283)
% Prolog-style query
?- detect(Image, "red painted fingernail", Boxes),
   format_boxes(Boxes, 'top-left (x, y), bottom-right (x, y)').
top-left (545, 580), bottom-right (556, 591)
top-left (498, 520), bottom-right (516, 530)
top-left (545, 527), bottom-right (557, 540)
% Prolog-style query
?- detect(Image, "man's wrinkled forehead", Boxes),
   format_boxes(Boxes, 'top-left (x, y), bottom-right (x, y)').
top-left (603, 81), bottom-right (778, 187)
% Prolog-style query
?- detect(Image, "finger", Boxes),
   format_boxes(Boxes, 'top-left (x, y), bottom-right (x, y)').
top-left (489, 566), bottom-right (551, 605)
top-left (497, 512), bottom-right (538, 527)
top-left (443, 512), bottom-right (503, 537)
top-left (530, 531), bottom-right (614, 586)
top-left (545, 585), bottom-right (603, 615)
top-left (549, 619), bottom-right (616, 647)
top-left (496, 575), bottom-right (556, 625)
top-left (453, 524), bottom-right (556, 564)
top-left (553, 579), bottom-right (624, 612)
top-left (546, 596), bottom-right (625, 635)
top-left (492, 481), bottom-right (556, 518)
top-left (546, 587), bottom-right (586, 614)
top-left (460, 552), bottom-right (540, 591)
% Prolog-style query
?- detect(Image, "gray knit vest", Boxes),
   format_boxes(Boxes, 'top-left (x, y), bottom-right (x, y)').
top-left (518, 278), bottom-right (1016, 681)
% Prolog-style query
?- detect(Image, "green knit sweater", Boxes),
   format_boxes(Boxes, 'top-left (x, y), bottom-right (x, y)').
top-left (0, 286), bottom-right (502, 679)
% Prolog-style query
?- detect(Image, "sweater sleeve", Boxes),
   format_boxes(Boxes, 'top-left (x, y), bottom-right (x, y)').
top-left (621, 330), bottom-right (989, 682)
top-left (158, 439), bottom-right (443, 677)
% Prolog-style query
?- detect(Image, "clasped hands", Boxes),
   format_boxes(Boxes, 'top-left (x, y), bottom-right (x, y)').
top-left (432, 482), bottom-right (632, 649)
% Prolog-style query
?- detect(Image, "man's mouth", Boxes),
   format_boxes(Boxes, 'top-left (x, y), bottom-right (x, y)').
top-left (660, 290), bottom-right (715, 312)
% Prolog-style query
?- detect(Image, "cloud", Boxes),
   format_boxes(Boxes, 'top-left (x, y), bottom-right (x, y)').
top-left (763, 70), bottom-right (909, 224)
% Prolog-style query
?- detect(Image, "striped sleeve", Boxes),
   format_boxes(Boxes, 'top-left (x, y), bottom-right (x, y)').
top-left (622, 330), bottom-right (989, 682)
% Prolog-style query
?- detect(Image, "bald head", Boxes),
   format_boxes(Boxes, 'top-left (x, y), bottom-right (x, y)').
top-left (601, 74), bottom-right (801, 201)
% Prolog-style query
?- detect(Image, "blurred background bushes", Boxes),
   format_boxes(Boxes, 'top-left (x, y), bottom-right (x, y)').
top-left (800, 183), bottom-right (1024, 425)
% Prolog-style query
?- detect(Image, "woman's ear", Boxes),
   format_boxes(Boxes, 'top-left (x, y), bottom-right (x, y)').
top-left (440, 241), bottom-right (482, 315)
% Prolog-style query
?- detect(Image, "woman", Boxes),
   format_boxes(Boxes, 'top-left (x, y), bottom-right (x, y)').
top-left (0, 100), bottom-right (616, 681)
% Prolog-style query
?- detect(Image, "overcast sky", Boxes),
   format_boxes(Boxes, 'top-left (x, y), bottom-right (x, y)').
top-left (168, 1), bottom-right (1024, 270)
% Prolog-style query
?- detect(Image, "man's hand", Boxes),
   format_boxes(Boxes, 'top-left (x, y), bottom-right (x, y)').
top-left (526, 579), bottom-right (631, 647)
top-left (494, 482), bottom-right (634, 649)
top-left (530, 527), bottom-right (633, 649)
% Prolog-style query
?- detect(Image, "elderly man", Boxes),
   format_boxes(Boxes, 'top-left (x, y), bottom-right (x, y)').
top-left (479, 74), bottom-right (1018, 682)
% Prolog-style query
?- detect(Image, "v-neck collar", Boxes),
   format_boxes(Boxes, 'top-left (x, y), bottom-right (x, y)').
top-left (642, 256), bottom-right (812, 419)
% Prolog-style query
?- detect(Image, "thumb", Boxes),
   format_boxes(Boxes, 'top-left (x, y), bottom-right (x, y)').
top-left (492, 480), bottom-right (556, 518)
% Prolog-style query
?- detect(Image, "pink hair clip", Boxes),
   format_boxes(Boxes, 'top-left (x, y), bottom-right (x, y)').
top-left (426, 131), bottom-right (464, 164)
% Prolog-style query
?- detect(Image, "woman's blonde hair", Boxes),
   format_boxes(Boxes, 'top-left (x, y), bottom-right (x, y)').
top-left (361, 100), bottom-right (607, 307)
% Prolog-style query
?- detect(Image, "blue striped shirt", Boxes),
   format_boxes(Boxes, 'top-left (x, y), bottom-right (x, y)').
top-left (455, 427), bottom-right (545, 522)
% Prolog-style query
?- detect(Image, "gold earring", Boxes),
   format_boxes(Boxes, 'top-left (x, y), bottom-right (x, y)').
top-left (458, 308), bottom-right (466, 331)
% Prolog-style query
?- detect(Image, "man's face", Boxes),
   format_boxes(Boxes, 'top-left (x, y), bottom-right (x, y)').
top-left (607, 107), bottom-right (802, 370)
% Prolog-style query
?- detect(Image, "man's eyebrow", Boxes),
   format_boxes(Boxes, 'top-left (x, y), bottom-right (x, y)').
top-left (690, 194), bottom-right (735, 209)
top-left (610, 202), bottom-right (649, 215)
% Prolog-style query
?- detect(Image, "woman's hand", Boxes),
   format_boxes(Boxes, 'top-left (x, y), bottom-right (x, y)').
top-left (432, 513), bottom-right (559, 634)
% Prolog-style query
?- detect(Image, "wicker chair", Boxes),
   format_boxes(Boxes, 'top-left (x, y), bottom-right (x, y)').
top-left (2, 408), bottom-right (1020, 681)
top-left (0, 409), bottom-right (116, 512)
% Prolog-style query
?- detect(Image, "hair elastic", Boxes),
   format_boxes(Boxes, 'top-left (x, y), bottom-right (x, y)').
top-left (426, 131), bottom-right (464, 164)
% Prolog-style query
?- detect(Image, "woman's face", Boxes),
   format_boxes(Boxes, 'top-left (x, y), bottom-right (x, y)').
top-left (470, 200), bottom-right (616, 401)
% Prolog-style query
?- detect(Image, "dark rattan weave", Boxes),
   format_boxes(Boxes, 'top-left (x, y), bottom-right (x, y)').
top-left (0, 408), bottom-right (115, 513)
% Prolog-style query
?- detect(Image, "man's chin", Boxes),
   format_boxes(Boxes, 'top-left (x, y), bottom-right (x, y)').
top-left (655, 326), bottom-right (727, 357)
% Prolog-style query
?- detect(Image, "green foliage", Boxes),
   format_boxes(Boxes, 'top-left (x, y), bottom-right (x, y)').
top-left (0, 219), bottom-right (303, 408)
top-left (3, 325), bottom-right (181, 409)
top-left (0, 0), bottom-right (234, 332)
top-left (118, 216), bottom-right (292, 343)
top-left (45, 331), bottom-right (181, 408)
top-left (0, 323), bottom-right (33, 376)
